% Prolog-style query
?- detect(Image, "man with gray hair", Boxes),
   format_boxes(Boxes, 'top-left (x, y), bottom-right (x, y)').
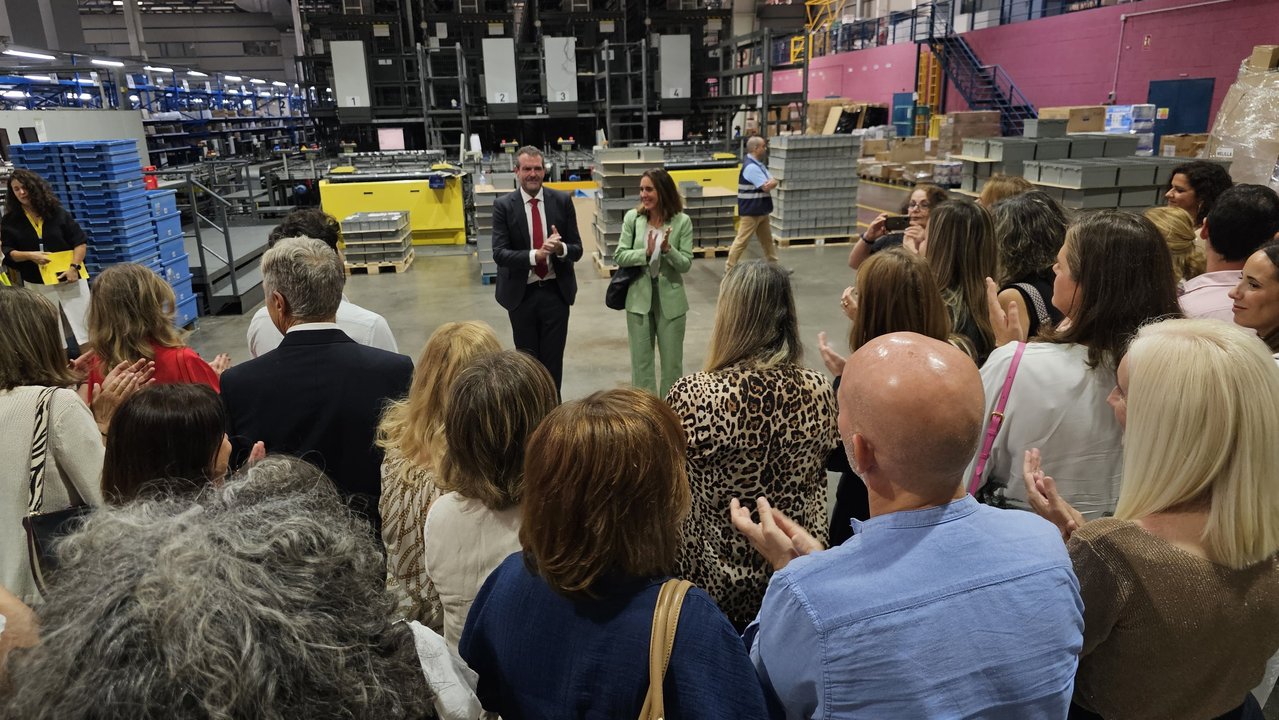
top-left (220, 237), bottom-right (413, 532)
top-left (726, 135), bottom-right (779, 272)
top-left (732, 333), bottom-right (1083, 718)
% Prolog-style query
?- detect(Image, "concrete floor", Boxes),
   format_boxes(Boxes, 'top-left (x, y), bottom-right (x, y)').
top-left (185, 240), bottom-right (858, 400)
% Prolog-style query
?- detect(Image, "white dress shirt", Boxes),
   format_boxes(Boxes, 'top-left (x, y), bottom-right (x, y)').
top-left (519, 187), bottom-right (567, 283)
top-left (247, 296), bottom-right (398, 356)
top-left (966, 341), bottom-right (1124, 520)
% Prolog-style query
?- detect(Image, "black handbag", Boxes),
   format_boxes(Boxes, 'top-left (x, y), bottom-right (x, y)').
top-left (22, 386), bottom-right (92, 595)
top-left (605, 265), bottom-right (644, 311)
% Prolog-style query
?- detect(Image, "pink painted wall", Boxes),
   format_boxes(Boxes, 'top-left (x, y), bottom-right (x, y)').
top-left (950, 0), bottom-right (1279, 122)
top-left (770, 43), bottom-right (918, 102)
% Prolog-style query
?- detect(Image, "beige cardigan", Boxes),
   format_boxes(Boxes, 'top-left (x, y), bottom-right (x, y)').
top-left (1, 386), bottom-right (104, 605)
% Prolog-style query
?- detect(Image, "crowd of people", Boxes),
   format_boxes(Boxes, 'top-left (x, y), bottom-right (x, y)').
top-left (1, 149), bottom-right (1278, 719)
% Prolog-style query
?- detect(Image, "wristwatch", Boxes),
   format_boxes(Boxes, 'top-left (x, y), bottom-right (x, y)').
top-left (69, 263), bottom-right (81, 270)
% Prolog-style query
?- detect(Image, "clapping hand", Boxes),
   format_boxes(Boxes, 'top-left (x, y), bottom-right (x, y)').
top-left (91, 359), bottom-right (156, 433)
top-left (543, 225), bottom-right (564, 256)
top-left (985, 277), bottom-right (1026, 347)
top-left (1022, 449), bottom-right (1085, 541)
top-left (729, 497), bottom-right (825, 572)
top-left (209, 353), bottom-right (232, 375)
top-left (817, 331), bottom-right (847, 377)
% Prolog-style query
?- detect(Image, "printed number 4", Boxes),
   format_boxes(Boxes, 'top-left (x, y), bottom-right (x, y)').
top-left (671, 88), bottom-right (680, 97)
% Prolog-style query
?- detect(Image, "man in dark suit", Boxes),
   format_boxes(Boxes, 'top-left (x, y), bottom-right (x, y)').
top-left (220, 237), bottom-right (413, 533)
top-left (492, 145), bottom-right (583, 392)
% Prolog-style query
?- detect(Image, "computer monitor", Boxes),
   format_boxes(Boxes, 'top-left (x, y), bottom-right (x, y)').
top-left (659, 119), bottom-right (684, 143)
top-left (18, 126), bottom-right (39, 144)
top-left (377, 127), bottom-right (405, 151)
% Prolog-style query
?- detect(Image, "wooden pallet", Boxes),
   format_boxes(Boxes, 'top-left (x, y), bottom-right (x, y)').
top-left (859, 174), bottom-right (916, 188)
top-left (592, 252), bottom-right (619, 278)
top-left (695, 246), bottom-right (731, 259)
top-left (345, 250), bottom-right (414, 275)
top-left (778, 235), bottom-right (854, 248)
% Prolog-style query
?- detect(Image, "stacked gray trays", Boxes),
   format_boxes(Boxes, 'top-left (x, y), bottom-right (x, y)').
top-left (474, 188), bottom-right (502, 280)
top-left (341, 211), bottom-right (412, 264)
top-left (683, 191), bottom-right (737, 249)
top-left (767, 135), bottom-right (861, 240)
top-left (955, 134), bottom-right (1224, 210)
top-left (592, 147), bottom-right (665, 267)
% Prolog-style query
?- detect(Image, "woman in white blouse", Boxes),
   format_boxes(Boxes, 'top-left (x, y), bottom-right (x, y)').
top-left (425, 350), bottom-right (559, 647)
top-left (971, 211), bottom-right (1181, 518)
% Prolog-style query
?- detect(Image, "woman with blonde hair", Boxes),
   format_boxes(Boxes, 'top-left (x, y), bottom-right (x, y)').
top-left (818, 247), bottom-right (955, 544)
top-left (425, 350), bottom-right (558, 647)
top-left (1024, 319), bottom-right (1279, 719)
top-left (459, 388), bottom-right (768, 718)
top-left (666, 261), bottom-right (837, 628)
top-left (376, 320), bottom-right (500, 627)
top-left (1144, 205), bottom-right (1206, 284)
top-left (614, 167), bottom-right (694, 397)
top-left (82, 263), bottom-right (222, 399)
top-left (927, 198), bottom-right (998, 363)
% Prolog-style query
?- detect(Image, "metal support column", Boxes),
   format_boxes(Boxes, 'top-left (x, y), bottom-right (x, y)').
top-left (120, 0), bottom-right (148, 60)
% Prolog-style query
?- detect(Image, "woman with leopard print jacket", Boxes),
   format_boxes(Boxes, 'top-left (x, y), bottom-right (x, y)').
top-left (667, 261), bottom-right (839, 628)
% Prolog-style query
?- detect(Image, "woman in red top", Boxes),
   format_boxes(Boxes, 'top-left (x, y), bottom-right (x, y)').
top-left (82, 263), bottom-right (224, 400)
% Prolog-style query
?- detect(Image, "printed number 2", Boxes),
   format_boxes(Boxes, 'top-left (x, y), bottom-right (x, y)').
top-left (497, 92), bottom-right (507, 103)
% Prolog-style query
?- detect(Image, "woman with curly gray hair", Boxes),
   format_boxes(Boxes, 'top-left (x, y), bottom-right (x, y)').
top-left (0, 455), bottom-right (472, 720)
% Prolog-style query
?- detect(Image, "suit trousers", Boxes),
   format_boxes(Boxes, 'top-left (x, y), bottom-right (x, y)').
top-left (626, 279), bottom-right (686, 398)
top-left (509, 279), bottom-right (569, 392)
top-left (726, 214), bottom-right (778, 270)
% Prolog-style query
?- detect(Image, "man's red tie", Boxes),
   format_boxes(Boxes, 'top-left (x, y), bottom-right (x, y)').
top-left (530, 198), bottom-right (548, 279)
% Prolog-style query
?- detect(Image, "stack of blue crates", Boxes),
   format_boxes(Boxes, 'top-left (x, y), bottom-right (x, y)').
top-left (10, 139), bottom-right (199, 328)
top-left (149, 189), bottom-right (198, 327)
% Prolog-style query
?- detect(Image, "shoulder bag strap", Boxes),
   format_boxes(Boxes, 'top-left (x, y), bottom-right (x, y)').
top-left (28, 386), bottom-right (60, 514)
top-left (639, 579), bottom-right (694, 720)
top-left (968, 342), bottom-right (1026, 497)
top-left (1012, 283), bottom-right (1052, 330)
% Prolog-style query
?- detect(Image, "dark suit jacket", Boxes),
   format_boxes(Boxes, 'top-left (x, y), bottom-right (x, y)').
top-left (220, 328), bottom-right (413, 527)
top-left (491, 186), bottom-right (583, 311)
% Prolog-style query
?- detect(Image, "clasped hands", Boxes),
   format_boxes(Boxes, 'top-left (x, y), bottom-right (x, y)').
top-left (535, 225), bottom-right (565, 263)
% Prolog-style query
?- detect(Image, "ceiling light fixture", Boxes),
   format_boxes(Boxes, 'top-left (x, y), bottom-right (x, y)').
top-left (91, 59), bottom-right (125, 67)
top-left (224, 75), bottom-right (242, 82)
top-left (144, 65), bottom-right (173, 73)
top-left (188, 70), bottom-right (208, 77)
top-left (3, 49), bottom-right (56, 61)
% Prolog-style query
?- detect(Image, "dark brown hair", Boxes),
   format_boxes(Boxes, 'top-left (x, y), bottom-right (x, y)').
top-left (5, 169), bottom-right (63, 220)
top-left (0, 287), bottom-right (81, 390)
top-left (849, 248), bottom-right (952, 352)
top-left (437, 351), bottom-right (559, 510)
top-left (899, 183), bottom-right (949, 214)
top-left (1170, 160), bottom-right (1233, 225)
top-left (518, 388), bottom-right (689, 599)
top-left (994, 189), bottom-right (1068, 284)
top-left (1258, 242), bottom-right (1279, 353)
top-left (101, 384), bottom-right (226, 503)
top-left (979, 174), bottom-right (1033, 208)
top-left (268, 207), bottom-right (342, 249)
top-left (637, 168), bottom-right (684, 222)
top-left (1050, 211), bottom-right (1183, 369)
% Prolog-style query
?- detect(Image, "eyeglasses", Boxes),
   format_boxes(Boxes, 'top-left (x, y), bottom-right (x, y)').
top-left (907, 201), bottom-right (931, 210)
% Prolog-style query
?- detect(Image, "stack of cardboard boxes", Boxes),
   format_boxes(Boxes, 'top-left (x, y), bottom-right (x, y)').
top-left (937, 111), bottom-right (1001, 155)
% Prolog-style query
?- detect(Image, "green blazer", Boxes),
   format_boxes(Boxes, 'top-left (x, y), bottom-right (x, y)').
top-left (613, 209), bottom-right (694, 318)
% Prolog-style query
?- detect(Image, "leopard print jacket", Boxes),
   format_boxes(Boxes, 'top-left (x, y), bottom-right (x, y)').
top-left (667, 362), bottom-right (839, 626)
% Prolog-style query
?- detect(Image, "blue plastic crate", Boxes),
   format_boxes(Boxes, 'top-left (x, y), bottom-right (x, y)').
top-left (82, 212), bottom-right (155, 235)
top-left (70, 187), bottom-right (150, 208)
top-left (64, 168), bottom-right (144, 185)
top-left (157, 235), bottom-right (186, 262)
top-left (86, 231), bottom-right (158, 252)
top-left (160, 253), bottom-right (190, 285)
top-left (70, 175), bottom-right (146, 192)
top-left (148, 189), bottom-right (179, 218)
top-left (72, 196), bottom-right (151, 220)
top-left (63, 140), bottom-right (139, 152)
top-left (154, 214), bottom-right (183, 242)
top-left (170, 275), bottom-right (195, 305)
top-left (64, 159), bottom-right (143, 175)
top-left (174, 295), bottom-right (199, 328)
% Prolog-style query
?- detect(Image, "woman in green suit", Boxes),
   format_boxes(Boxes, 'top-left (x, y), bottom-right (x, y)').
top-left (614, 168), bottom-right (694, 397)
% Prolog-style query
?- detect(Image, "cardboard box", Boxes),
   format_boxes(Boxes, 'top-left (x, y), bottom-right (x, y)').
top-left (1160, 133), bottom-right (1210, 158)
top-left (1248, 45), bottom-right (1279, 71)
top-left (944, 110), bottom-right (1001, 125)
top-left (889, 136), bottom-right (926, 164)
top-left (861, 138), bottom-right (889, 158)
top-left (1038, 106), bottom-right (1106, 134)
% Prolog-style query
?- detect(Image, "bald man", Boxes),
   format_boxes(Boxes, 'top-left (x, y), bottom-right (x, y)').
top-left (733, 333), bottom-right (1083, 719)
top-left (727, 136), bottom-right (779, 271)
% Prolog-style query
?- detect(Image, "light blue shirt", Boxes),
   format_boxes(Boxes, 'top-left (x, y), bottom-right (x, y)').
top-left (748, 496), bottom-right (1083, 720)
top-left (742, 155), bottom-right (771, 189)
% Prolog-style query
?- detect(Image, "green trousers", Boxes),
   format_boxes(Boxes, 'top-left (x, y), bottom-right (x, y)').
top-left (626, 280), bottom-right (687, 398)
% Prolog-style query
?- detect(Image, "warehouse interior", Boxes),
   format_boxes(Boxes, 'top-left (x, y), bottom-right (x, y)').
top-left (2, 0), bottom-right (1279, 714)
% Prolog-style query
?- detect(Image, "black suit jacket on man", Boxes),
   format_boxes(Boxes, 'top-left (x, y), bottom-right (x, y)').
top-left (220, 328), bottom-right (413, 528)
top-left (491, 186), bottom-right (583, 310)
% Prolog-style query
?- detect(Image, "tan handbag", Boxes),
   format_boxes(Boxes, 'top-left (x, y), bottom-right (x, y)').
top-left (638, 578), bottom-right (694, 720)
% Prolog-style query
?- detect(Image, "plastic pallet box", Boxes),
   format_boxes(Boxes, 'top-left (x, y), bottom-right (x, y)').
top-left (1032, 139), bottom-right (1072, 161)
top-left (174, 296), bottom-right (199, 328)
top-left (148, 189), bottom-right (179, 218)
top-left (1056, 161), bottom-right (1121, 189)
top-left (72, 176), bottom-right (146, 194)
top-left (1061, 188), bottom-right (1121, 209)
top-left (160, 253), bottom-right (191, 284)
top-left (170, 275), bottom-right (196, 305)
top-left (157, 236), bottom-right (186, 262)
top-left (961, 138), bottom-right (990, 159)
top-left (1066, 136), bottom-right (1107, 159)
top-left (1115, 162), bottom-right (1158, 187)
top-left (1023, 119), bottom-right (1069, 139)
top-left (1102, 135), bottom-right (1140, 158)
top-left (155, 215), bottom-right (184, 242)
top-left (1119, 187), bottom-right (1162, 207)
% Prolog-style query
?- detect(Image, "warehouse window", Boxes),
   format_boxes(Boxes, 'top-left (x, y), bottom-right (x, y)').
top-left (157, 42), bottom-right (198, 57)
top-left (243, 40), bottom-right (281, 57)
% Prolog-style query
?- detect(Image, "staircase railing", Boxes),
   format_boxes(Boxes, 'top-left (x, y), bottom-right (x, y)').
top-left (143, 169), bottom-right (240, 306)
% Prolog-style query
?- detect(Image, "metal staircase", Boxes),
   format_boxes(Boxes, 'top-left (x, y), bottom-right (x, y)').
top-left (919, 2), bottom-right (1036, 136)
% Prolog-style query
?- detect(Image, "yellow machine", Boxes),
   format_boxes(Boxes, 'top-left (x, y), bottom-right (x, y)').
top-left (319, 174), bottom-right (467, 246)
